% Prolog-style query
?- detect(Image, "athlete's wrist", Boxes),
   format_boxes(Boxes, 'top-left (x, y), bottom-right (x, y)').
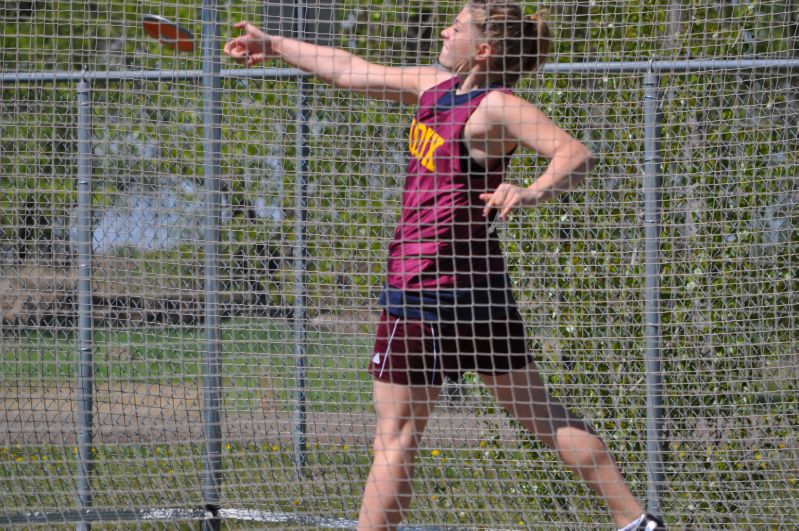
top-left (267, 35), bottom-right (285, 57)
top-left (522, 186), bottom-right (547, 206)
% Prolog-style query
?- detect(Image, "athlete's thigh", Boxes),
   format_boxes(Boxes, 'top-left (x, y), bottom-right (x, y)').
top-left (478, 362), bottom-right (595, 446)
top-left (372, 379), bottom-right (442, 449)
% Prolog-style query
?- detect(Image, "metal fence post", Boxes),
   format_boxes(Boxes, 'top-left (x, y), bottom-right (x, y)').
top-left (201, 1), bottom-right (223, 529)
top-left (76, 76), bottom-right (94, 531)
top-left (643, 69), bottom-right (665, 518)
top-left (292, 0), bottom-right (310, 478)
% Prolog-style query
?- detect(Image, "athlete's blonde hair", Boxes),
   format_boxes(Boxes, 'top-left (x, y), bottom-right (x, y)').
top-left (466, 0), bottom-right (550, 86)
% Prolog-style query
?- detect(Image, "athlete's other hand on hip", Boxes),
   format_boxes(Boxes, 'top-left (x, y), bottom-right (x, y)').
top-left (480, 182), bottom-right (544, 221)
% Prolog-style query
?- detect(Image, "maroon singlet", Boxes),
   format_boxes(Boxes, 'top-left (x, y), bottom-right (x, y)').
top-left (371, 77), bottom-right (534, 385)
top-left (386, 76), bottom-right (512, 292)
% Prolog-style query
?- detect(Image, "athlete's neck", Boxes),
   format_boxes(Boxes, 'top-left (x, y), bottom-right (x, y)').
top-left (454, 72), bottom-right (494, 94)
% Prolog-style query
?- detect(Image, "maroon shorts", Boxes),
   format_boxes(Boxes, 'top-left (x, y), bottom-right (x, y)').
top-left (368, 309), bottom-right (533, 386)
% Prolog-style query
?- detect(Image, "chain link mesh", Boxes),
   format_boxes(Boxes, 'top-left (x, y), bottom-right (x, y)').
top-left (1, 1), bottom-right (796, 528)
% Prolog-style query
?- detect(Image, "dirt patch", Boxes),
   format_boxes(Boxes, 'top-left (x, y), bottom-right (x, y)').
top-left (0, 262), bottom-right (290, 326)
top-left (1, 382), bottom-right (517, 449)
top-left (0, 265), bottom-right (76, 325)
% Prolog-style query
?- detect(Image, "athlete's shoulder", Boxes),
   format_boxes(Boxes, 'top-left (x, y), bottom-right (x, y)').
top-left (479, 89), bottom-right (541, 122)
top-left (481, 88), bottom-right (526, 108)
top-left (413, 65), bottom-right (456, 94)
top-left (360, 64), bottom-right (450, 105)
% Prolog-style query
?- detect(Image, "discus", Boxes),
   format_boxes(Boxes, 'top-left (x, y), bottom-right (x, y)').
top-left (142, 14), bottom-right (196, 53)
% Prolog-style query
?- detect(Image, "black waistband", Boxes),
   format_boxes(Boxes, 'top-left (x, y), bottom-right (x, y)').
top-left (379, 274), bottom-right (516, 322)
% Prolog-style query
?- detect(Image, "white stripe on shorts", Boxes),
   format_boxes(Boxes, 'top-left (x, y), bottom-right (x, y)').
top-left (379, 317), bottom-right (401, 379)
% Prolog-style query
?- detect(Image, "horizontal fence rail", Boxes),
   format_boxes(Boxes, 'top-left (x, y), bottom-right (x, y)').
top-left (3, 59), bottom-right (799, 85)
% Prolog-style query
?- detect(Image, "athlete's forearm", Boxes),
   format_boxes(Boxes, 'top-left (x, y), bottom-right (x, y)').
top-left (271, 36), bottom-right (366, 89)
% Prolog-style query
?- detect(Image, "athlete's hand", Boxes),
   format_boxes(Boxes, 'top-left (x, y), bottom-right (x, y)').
top-left (224, 22), bottom-right (277, 67)
top-left (480, 183), bottom-right (544, 221)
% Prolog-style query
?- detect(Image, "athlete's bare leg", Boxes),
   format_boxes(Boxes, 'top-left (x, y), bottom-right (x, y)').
top-left (479, 363), bottom-right (644, 528)
top-left (358, 380), bottom-right (442, 531)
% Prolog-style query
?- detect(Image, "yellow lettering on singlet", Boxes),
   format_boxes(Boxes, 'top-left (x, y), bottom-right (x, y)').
top-left (408, 118), bottom-right (445, 172)
top-left (420, 136), bottom-right (445, 172)
top-left (418, 127), bottom-right (436, 157)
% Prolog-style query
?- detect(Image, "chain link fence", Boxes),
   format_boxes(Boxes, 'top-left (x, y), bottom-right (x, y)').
top-left (1, 1), bottom-right (797, 528)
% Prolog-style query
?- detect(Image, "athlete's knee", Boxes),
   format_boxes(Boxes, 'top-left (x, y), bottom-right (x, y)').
top-left (373, 420), bottom-right (421, 461)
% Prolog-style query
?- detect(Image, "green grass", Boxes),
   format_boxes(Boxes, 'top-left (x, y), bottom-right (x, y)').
top-left (0, 317), bottom-right (373, 413)
top-left (2, 319), bottom-right (797, 528)
top-left (0, 317), bottom-right (610, 528)
top-left (0, 441), bottom-right (607, 528)
top-left (5, 439), bottom-right (795, 528)
top-left (0, 442), bottom-right (364, 528)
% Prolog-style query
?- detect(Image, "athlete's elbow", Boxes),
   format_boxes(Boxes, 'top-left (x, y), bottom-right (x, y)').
top-left (582, 145), bottom-right (595, 175)
top-left (327, 73), bottom-right (349, 90)
top-left (572, 141), bottom-right (593, 172)
top-left (330, 70), bottom-right (368, 93)
top-left (558, 140), bottom-right (593, 183)
top-left (565, 142), bottom-right (593, 185)
top-left (330, 55), bottom-right (372, 90)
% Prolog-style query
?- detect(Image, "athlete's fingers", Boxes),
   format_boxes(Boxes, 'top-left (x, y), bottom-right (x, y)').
top-left (230, 22), bottom-right (269, 49)
top-left (233, 21), bottom-right (261, 35)
top-left (246, 29), bottom-right (270, 49)
top-left (224, 46), bottom-right (245, 63)
top-left (498, 195), bottom-right (517, 221)
top-left (481, 189), bottom-right (506, 217)
top-left (224, 40), bottom-right (246, 56)
top-left (484, 184), bottom-right (526, 220)
top-left (482, 184), bottom-right (511, 215)
top-left (480, 192), bottom-right (499, 217)
top-left (246, 53), bottom-right (267, 67)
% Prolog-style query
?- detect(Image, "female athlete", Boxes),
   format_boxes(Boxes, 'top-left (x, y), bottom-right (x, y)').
top-left (225, 2), bottom-right (665, 529)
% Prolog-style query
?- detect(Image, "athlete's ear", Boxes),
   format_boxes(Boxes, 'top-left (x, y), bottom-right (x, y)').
top-left (475, 41), bottom-right (493, 64)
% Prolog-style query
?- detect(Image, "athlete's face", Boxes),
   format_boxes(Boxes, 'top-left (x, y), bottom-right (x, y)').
top-left (439, 8), bottom-right (488, 73)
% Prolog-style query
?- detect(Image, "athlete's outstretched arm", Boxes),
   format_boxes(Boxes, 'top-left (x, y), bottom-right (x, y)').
top-left (224, 22), bottom-right (447, 104)
top-left (479, 91), bottom-right (594, 220)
